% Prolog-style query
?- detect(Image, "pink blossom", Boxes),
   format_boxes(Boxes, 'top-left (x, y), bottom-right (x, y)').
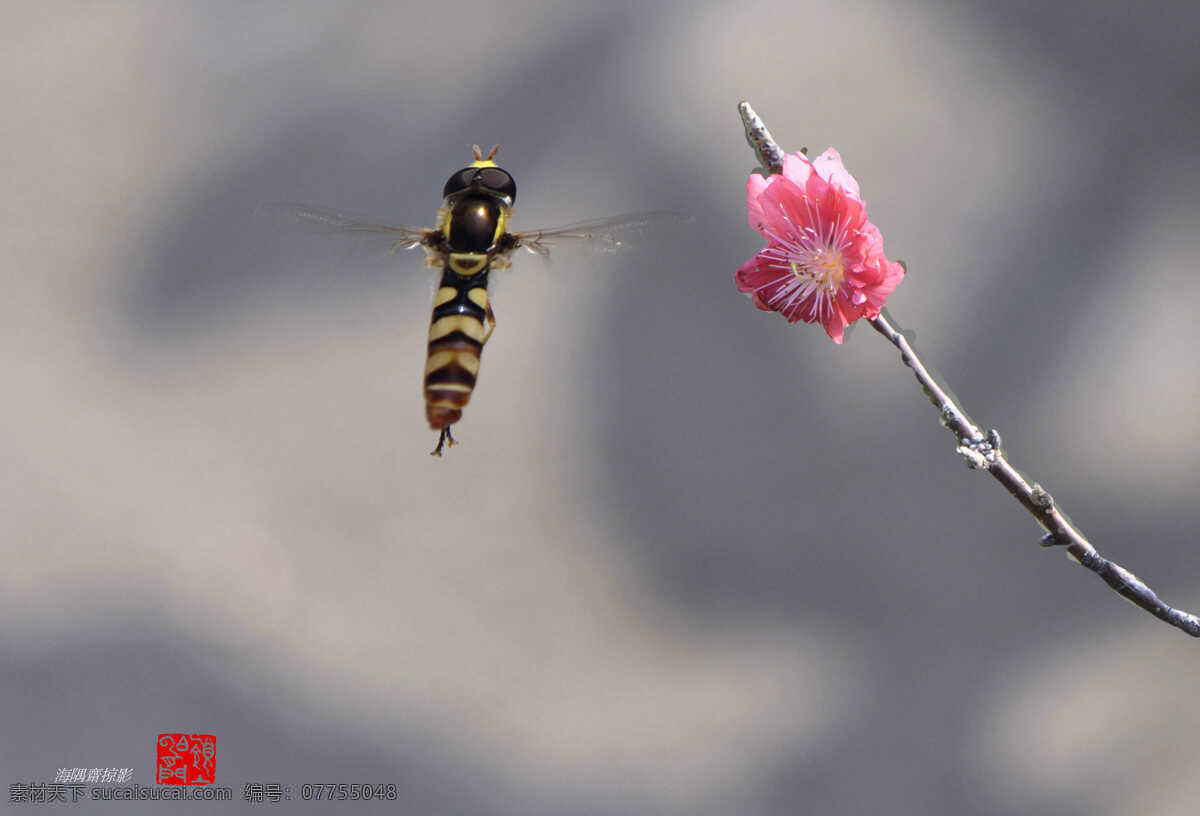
top-left (736, 149), bottom-right (904, 343)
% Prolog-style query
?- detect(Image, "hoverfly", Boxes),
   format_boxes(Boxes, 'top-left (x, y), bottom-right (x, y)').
top-left (262, 145), bottom-right (671, 456)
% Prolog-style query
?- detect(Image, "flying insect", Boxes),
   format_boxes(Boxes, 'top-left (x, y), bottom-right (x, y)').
top-left (263, 145), bottom-right (669, 456)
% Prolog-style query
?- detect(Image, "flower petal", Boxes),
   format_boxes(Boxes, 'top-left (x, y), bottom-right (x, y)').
top-left (746, 172), bottom-right (771, 233)
top-left (821, 306), bottom-right (847, 343)
top-left (780, 152), bottom-right (813, 186)
top-left (813, 147), bottom-right (861, 200)
top-left (735, 254), bottom-right (788, 312)
top-left (758, 174), bottom-right (816, 240)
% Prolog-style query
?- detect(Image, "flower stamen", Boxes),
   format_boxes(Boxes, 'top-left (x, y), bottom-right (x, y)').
top-left (790, 247), bottom-right (845, 294)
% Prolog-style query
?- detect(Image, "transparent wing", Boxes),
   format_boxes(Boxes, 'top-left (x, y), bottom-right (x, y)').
top-left (512, 210), bottom-right (688, 258)
top-left (255, 202), bottom-right (433, 251)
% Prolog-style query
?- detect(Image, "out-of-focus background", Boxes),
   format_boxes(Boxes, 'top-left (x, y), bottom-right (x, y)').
top-left (3, 1), bottom-right (1199, 813)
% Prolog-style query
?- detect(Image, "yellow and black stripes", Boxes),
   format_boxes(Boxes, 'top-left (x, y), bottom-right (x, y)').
top-left (423, 264), bottom-right (494, 431)
top-left (422, 151), bottom-right (516, 454)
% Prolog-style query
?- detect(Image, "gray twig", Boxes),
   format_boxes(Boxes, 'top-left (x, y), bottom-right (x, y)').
top-left (737, 100), bottom-right (1200, 638)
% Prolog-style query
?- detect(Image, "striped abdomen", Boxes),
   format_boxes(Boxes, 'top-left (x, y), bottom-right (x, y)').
top-left (424, 263), bottom-right (492, 429)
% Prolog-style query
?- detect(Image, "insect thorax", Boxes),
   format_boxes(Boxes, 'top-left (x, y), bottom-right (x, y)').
top-left (442, 195), bottom-right (507, 252)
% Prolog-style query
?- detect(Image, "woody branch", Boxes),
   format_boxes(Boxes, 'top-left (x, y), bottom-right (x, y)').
top-left (738, 101), bottom-right (1200, 638)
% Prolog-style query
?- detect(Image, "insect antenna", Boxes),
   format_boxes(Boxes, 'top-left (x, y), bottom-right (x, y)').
top-left (469, 144), bottom-right (502, 161)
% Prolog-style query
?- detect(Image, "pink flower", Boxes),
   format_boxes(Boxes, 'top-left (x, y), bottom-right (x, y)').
top-left (736, 149), bottom-right (904, 343)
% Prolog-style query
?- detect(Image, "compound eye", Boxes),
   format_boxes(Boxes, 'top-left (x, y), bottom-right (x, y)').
top-left (442, 168), bottom-right (477, 199)
top-left (442, 166), bottom-right (517, 202)
top-left (476, 168), bottom-right (516, 202)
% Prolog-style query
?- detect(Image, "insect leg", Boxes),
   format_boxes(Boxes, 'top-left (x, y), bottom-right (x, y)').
top-left (430, 426), bottom-right (458, 457)
top-left (482, 302), bottom-right (496, 345)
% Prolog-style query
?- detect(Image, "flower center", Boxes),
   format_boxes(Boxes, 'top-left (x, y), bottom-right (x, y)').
top-left (791, 247), bottom-right (845, 293)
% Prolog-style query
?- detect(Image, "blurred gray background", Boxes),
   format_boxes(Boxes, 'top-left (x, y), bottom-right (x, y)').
top-left (3, 1), bottom-right (1200, 813)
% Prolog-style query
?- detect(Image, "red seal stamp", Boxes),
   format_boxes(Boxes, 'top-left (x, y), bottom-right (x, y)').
top-left (156, 734), bottom-right (215, 785)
